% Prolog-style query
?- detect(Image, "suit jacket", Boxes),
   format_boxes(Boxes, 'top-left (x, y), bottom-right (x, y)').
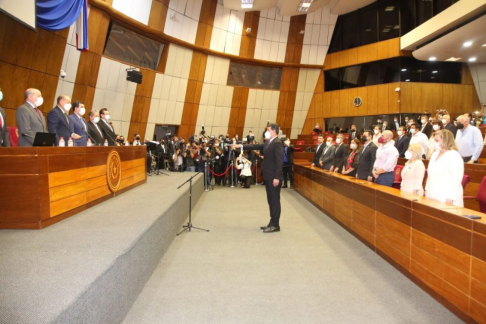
top-left (394, 135), bottom-right (410, 158)
top-left (47, 106), bottom-right (74, 145)
top-left (283, 145), bottom-right (294, 165)
top-left (16, 102), bottom-right (47, 147)
top-left (87, 120), bottom-right (105, 146)
top-left (97, 119), bottom-right (116, 146)
top-left (319, 145), bottom-right (335, 170)
top-left (243, 138), bottom-right (283, 181)
top-left (313, 142), bottom-right (325, 165)
top-left (0, 107), bottom-right (10, 147)
top-left (349, 130), bottom-right (360, 141)
top-left (68, 114), bottom-right (88, 146)
top-left (382, 124), bottom-right (392, 132)
top-left (332, 143), bottom-right (348, 172)
top-left (391, 121), bottom-right (401, 131)
top-left (444, 123), bottom-right (457, 138)
top-left (421, 122), bottom-right (433, 138)
top-left (356, 142), bottom-right (377, 180)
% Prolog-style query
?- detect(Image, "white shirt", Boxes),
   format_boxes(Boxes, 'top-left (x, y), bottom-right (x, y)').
top-left (101, 119), bottom-right (113, 132)
top-left (400, 160), bottom-right (425, 196)
top-left (425, 150), bottom-right (464, 207)
top-left (373, 141), bottom-right (399, 172)
top-left (410, 131), bottom-right (428, 156)
top-left (455, 125), bottom-right (484, 161)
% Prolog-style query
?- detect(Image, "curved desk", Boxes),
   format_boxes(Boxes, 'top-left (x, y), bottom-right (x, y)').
top-left (294, 163), bottom-right (486, 323)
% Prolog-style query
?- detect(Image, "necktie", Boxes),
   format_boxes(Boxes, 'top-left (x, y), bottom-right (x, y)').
top-left (34, 108), bottom-right (41, 119)
top-left (95, 123), bottom-right (103, 137)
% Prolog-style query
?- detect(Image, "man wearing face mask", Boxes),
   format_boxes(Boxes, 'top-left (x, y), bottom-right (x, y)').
top-left (312, 134), bottom-right (325, 167)
top-left (455, 114), bottom-right (483, 164)
top-left (132, 133), bottom-right (142, 146)
top-left (372, 130), bottom-right (399, 187)
top-left (392, 117), bottom-right (400, 132)
top-left (87, 110), bottom-right (104, 146)
top-left (16, 88), bottom-right (47, 147)
top-left (234, 123), bottom-right (284, 233)
top-left (0, 89), bottom-right (11, 147)
top-left (68, 101), bottom-right (88, 146)
top-left (331, 134), bottom-right (348, 173)
top-left (409, 123), bottom-right (428, 159)
top-left (97, 108), bottom-right (116, 146)
top-left (47, 95), bottom-right (80, 146)
top-left (282, 138), bottom-right (294, 189)
top-left (420, 115), bottom-right (433, 138)
top-left (356, 131), bottom-right (377, 182)
top-left (394, 126), bottom-right (410, 158)
top-left (441, 115), bottom-right (457, 138)
top-left (318, 137), bottom-right (335, 170)
top-left (348, 125), bottom-right (360, 141)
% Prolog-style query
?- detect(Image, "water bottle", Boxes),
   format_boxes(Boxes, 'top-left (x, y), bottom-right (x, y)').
top-left (59, 137), bottom-right (65, 147)
top-left (104, 139), bottom-right (108, 147)
top-left (87, 138), bottom-right (92, 147)
top-left (125, 141), bottom-right (129, 146)
top-left (67, 137), bottom-right (73, 147)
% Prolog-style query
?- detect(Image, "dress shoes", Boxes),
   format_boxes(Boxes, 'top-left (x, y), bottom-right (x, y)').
top-left (260, 225), bottom-right (270, 230)
top-left (263, 226), bottom-right (280, 233)
top-left (281, 185), bottom-right (288, 188)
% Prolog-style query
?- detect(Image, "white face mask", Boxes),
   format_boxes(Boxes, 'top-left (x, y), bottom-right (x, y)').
top-left (397, 130), bottom-right (403, 136)
top-left (441, 119), bottom-right (447, 124)
top-left (421, 119), bottom-right (426, 123)
top-left (264, 131), bottom-right (270, 139)
top-left (93, 117), bottom-right (100, 124)
top-left (336, 138), bottom-right (341, 144)
top-left (284, 140), bottom-right (290, 146)
top-left (104, 114), bottom-right (111, 121)
top-left (35, 96), bottom-right (43, 107)
top-left (374, 129), bottom-right (379, 134)
top-left (63, 103), bottom-right (72, 112)
top-left (434, 142), bottom-right (442, 152)
top-left (432, 124), bottom-right (440, 131)
top-left (410, 128), bottom-right (416, 134)
top-left (405, 151), bottom-right (412, 160)
top-left (350, 143), bottom-right (357, 150)
top-left (79, 107), bottom-right (86, 116)
top-left (326, 141), bottom-right (332, 147)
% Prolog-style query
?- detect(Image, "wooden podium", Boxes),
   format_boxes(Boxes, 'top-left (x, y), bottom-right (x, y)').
top-left (0, 146), bottom-right (147, 229)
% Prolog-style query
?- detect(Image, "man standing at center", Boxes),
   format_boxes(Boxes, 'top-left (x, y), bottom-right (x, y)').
top-left (234, 123), bottom-right (284, 233)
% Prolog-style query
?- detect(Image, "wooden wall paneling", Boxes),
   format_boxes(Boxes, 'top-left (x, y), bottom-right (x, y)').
top-left (148, 0), bottom-right (169, 32)
top-left (411, 82), bottom-right (423, 113)
top-left (87, 7), bottom-right (111, 55)
top-left (330, 91), bottom-right (340, 117)
top-left (422, 83), bottom-right (443, 113)
top-left (377, 40), bottom-right (388, 61)
top-left (128, 69), bottom-right (156, 139)
top-left (348, 48), bottom-right (358, 66)
top-left (239, 11), bottom-right (260, 59)
top-left (387, 83), bottom-right (400, 114)
top-left (376, 84), bottom-right (389, 115)
top-left (285, 15), bottom-right (306, 64)
top-left (356, 87), bottom-right (368, 116)
top-left (399, 81), bottom-right (413, 113)
top-left (322, 92), bottom-right (331, 118)
top-left (195, 0), bottom-right (218, 48)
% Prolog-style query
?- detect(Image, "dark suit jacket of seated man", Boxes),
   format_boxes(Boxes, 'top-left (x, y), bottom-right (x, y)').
top-left (240, 123), bottom-right (284, 233)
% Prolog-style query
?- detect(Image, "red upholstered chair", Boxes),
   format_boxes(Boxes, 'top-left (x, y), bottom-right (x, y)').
top-left (312, 136), bottom-right (318, 139)
top-left (392, 165), bottom-right (404, 189)
top-left (294, 147), bottom-right (303, 152)
top-left (464, 176), bottom-right (486, 213)
top-left (8, 126), bottom-right (18, 147)
top-left (462, 175), bottom-right (470, 190)
top-left (313, 141), bottom-right (318, 145)
top-left (343, 134), bottom-right (350, 138)
top-left (296, 140), bottom-right (305, 145)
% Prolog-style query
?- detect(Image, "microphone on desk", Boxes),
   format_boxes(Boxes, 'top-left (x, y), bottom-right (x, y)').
top-left (86, 132), bottom-right (97, 146)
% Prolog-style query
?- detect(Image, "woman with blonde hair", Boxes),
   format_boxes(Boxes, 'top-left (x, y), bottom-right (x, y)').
top-left (400, 144), bottom-right (425, 195)
top-left (425, 130), bottom-right (464, 206)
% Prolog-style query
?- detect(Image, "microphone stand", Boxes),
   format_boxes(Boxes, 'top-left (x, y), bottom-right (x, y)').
top-left (176, 172), bottom-right (209, 236)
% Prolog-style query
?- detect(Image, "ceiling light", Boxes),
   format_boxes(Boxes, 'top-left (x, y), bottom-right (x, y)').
top-left (405, 79), bottom-right (410, 82)
top-left (469, 57), bottom-right (477, 62)
top-left (297, 0), bottom-right (312, 12)
top-left (382, 29), bottom-right (390, 33)
top-left (432, 71), bottom-right (438, 73)
top-left (446, 57), bottom-right (461, 61)
top-left (401, 69), bottom-right (407, 72)
top-left (241, 0), bottom-right (253, 8)
top-left (429, 57), bottom-right (436, 61)
top-left (482, 44), bottom-right (486, 47)
top-left (385, 6), bottom-right (395, 11)
top-left (301, 2), bottom-right (311, 7)
top-left (463, 41), bottom-right (473, 47)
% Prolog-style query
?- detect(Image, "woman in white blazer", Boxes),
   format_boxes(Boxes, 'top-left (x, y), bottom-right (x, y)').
top-left (425, 130), bottom-right (464, 207)
top-left (401, 144), bottom-right (425, 196)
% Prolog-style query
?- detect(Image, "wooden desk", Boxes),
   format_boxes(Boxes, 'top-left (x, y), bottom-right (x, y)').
top-left (0, 146), bottom-right (147, 229)
top-left (294, 163), bottom-right (486, 323)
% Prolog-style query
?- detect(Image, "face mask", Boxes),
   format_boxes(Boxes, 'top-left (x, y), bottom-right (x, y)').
top-left (441, 119), bottom-right (447, 124)
top-left (35, 96), bottom-right (43, 107)
top-left (362, 136), bottom-right (368, 142)
top-left (63, 103), bottom-right (72, 112)
top-left (397, 131), bottom-right (403, 136)
top-left (336, 138), bottom-right (341, 144)
top-left (350, 143), bottom-right (357, 150)
top-left (432, 125), bottom-right (440, 131)
top-left (93, 117), bottom-right (100, 124)
top-left (0, 91), bottom-right (3, 101)
top-left (326, 141), bottom-right (332, 147)
top-left (410, 128), bottom-right (416, 134)
top-left (405, 151), bottom-right (412, 160)
top-left (104, 114), bottom-right (111, 121)
top-left (434, 142), bottom-right (442, 152)
top-left (136, 136), bottom-right (140, 140)
top-left (374, 129), bottom-right (379, 134)
top-left (264, 131), bottom-right (270, 139)
top-left (457, 123), bottom-right (464, 129)
top-left (284, 140), bottom-right (290, 146)
top-left (394, 119), bottom-right (397, 122)
top-left (378, 137), bottom-right (385, 144)
top-left (421, 119), bottom-right (426, 123)
top-left (408, 122), bottom-right (412, 125)
top-left (79, 108), bottom-right (86, 116)
top-left (383, 124), bottom-right (387, 127)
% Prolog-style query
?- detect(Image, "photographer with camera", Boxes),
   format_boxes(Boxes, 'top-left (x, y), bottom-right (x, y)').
top-left (185, 142), bottom-right (197, 172)
top-left (173, 147), bottom-right (183, 172)
top-left (211, 137), bottom-right (224, 185)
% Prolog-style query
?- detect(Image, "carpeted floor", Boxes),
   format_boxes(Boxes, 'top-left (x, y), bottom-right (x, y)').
top-left (123, 185), bottom-right (462, 324)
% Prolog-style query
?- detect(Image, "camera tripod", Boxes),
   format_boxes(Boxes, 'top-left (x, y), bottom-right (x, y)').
top-left (177, 172), bottom-right (209, 236)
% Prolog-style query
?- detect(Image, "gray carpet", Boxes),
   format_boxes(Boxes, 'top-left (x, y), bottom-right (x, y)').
top-left (0, 173), bottom-right (203, 324)
top-left (123, 185), bottom-right (462, 324)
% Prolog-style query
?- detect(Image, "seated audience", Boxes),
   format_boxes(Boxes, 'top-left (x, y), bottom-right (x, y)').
top-left (394, 126), bottom-right (410, 158)
top-left (331, 134), bottom-right (348, 173)
top-left (455, 114), bottom-right (483, 163)
top-left (426, 120), bottom-right (444, 158)
top-left (313, 122), bottom-right (322, 134)
top-left (319, 137), bottom-right (335, 170)
top-left (356, 130), bottom-right (377, 181)
top-left (441, 114), bottom-right (457, 137)
top-left (372, 130), bottom-right (399, 187)
top-left (400, 144), bottom-right (425, 196)
top-left (425, 130), bottom-right (464, 207)
top-left (409, 123), bottom-right (428, 159)
top-left (342, 139), bottom-right (360, 177)
top-left (372, 126), bottom-right (381, 146)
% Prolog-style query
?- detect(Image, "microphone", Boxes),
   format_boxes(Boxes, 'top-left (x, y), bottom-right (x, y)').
top-left (103, 131), bottom-right (116, 145)
top-left (86, 132), bottom-right (97, 145)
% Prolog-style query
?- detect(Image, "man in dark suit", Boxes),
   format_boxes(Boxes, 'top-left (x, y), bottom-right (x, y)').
top-left (356, 130), bottom-right (377, 181)
top-left (394, 126), bottom-right (410, 158)
top-left (16, 88), bottom-right (48, 147)
top-left (0, 105), bottom-right (10, 147)
top-left (391, 117), bottom-right (401, 132)
top-left (420, 115), bottom-right (433, 138)
top-left (319, 137), bottom-right (335, 170)
top-left (68, 101), bottom-right (88, 146)
top-left (238, 123), bottom-right (284, 233)
top-left (442, 114), bottom-right (457, 138)
top-left (97, 108), bottom-right (117, 146)
top-left (47, 95), bottom-right (80, 145)
top-left (382, 121), bottom-right (392, 132)
top-left (349, 125), bottom-right (360, 141)
top-left (282, 138), bottom-right (294, 189)
top-left (312, 134), bottom-right (325, 167)
top-left (246, 130), bottom-right (255, 143)
top-left (330, 134), bottom-right (348, 173)
top-left (87, 109), bottom-right (105, 146)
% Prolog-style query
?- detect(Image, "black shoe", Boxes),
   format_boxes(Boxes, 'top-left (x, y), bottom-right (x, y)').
top-left (289, 186), bottom-right (294, 190)
top-left (260, 225), bottom-right (270, 230)
top-left (281, 185), bottom-right (288, 188)
top-left (263, 226), bottom-right (280, 233)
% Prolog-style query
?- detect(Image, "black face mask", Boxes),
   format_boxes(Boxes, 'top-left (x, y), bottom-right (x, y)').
top-left (457, 123), bottom-right (464, 129)
top-left (136, 136), bottom-right (140, 140)
top-left (362, 136), bottom-right (368, 142)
